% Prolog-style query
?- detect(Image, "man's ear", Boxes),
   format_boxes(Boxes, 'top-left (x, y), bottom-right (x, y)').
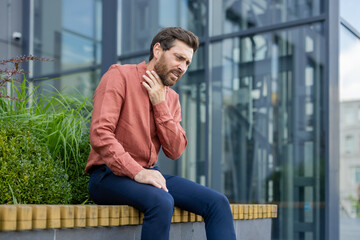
top-left (153, 43), bottom-right (162, 59)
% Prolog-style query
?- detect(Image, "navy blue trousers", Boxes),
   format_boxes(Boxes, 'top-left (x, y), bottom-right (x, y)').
top-left (89, 165), bottom-right (236, 240)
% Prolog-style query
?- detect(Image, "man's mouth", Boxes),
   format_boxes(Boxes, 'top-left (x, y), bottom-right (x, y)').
top-left (170, 71), bottom-right (181, 79)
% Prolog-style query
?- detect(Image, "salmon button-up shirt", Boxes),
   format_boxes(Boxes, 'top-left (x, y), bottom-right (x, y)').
top-left (85, 62), bottom-right (187, 179)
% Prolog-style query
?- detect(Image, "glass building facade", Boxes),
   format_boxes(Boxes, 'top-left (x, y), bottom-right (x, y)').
top-left (339, 0), bottom-right (360, 239)
top-left (1, 0), bottom-right (348, 239)
top-left (114, 1), bottom-right (334, 239)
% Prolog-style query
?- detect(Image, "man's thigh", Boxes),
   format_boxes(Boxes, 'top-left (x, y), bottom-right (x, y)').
top-left (89, 165), bottom-right (173, 212)
top-left (165, 174), bottom-right (225, 216)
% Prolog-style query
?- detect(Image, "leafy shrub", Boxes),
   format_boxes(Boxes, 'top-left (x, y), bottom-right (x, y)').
top-left (1, 56), bottom-right (92, 204)
top-left (0, 82), bottom-right (93, 204)
top-left (66, 132), bottom-right (92, 204)
top-left (0, 120), bottom-right (71, 204)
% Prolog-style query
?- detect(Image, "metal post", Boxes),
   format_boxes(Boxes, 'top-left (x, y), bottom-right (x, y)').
top-left (325, 0), bottom-right (340, 239)
top-left (101, 0), bottom-right (118, 75)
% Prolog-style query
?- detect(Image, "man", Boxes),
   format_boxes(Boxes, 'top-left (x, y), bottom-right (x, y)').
top-left (85, 27), bottom-right (236, 240)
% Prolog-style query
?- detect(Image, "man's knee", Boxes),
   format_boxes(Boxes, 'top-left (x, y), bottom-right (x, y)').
top-left (209, 191), bottom-right (231, 212)
top-left (146, 191), bottom-right (174, 216)
top-left (158, 193), bottom-right (175, 212)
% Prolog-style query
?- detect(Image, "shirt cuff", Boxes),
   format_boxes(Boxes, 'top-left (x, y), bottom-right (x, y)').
top-left (110, 152), bottom-right (144, 179)
top-left (153, 101), bottom-right (171, 119)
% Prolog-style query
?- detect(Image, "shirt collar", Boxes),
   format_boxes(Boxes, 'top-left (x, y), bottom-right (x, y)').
top-left (136, 61), bottom-right (148, 82)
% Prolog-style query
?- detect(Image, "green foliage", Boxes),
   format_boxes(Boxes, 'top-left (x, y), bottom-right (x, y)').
top-left (0, 121), bottom-right (71, 204)
top-left (0, 78), bottom-right (92, 204)
top-left (349, 195), bottom-right (360, 217)
top-left (0, 55), bottom-right (53, 100)
top-left (66, 133), bottom-right (92, 204)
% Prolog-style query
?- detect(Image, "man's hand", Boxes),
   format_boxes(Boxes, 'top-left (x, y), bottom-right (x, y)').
top-left (134, 168), bottom-right (169, 192)
top-left (142, 70), bottom-right (166, 105)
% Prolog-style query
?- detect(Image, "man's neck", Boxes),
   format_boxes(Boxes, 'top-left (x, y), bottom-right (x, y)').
top-left (146, 60), bottom-right (155, 71)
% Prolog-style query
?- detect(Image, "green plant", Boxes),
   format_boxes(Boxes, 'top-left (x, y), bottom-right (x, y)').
top-left (349, 195), bottom-right (360, 217)
top-left (0, 56), bottom-right (93, 204)
top-left (0, 120), bottom-right (71, 204)
top-left (0, 80), bottom-right (93, 203)
top-left (67, 133), bottom-right (92, 204)
top-left (0, 55), bottom-right (52, 101)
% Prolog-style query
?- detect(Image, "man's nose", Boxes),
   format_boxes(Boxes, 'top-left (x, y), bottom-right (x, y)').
top-left (178, 62), bottom-right (187, 73)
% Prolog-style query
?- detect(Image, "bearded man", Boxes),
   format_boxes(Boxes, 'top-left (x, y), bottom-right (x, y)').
top-left (85, 27), bottom-right (236, 240)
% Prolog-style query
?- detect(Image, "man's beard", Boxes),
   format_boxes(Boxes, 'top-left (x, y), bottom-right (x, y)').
top-left (154, 57), bottom-right (182, 86)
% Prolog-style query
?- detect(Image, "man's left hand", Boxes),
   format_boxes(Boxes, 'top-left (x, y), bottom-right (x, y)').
top-left (142, 70), bottom-right (166, 105)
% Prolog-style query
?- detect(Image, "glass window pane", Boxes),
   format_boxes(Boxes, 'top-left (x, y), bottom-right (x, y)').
top-left (339, 27), bottom-right (360, 101)
top-left (61, 32), bottom-right (99, 71)
top-left (339, 25), bottom-right (360, 239)
top-left (33, 0), bottom-right (102, 76)
top-left (210, 23), bottom-right (325, 239)
top-left (211, 0), bottom-right (324, 36)
top-left (118, 0), bottom-right (206, 55)
top-left (341, 0), bottom-right (360, 33)
top-left (62, 0), bottom-right (97, 38)
top-left (33, 69), bottom-right (101, 99)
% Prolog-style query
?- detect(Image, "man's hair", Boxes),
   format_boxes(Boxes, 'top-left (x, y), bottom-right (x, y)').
top-left (149, 27), bottom-right (199, 61)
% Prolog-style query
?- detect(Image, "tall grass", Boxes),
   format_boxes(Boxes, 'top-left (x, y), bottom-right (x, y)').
top-left (0, 79), bottom-right (92, 203)
top-left (1, 56), bottom-right (93, 203)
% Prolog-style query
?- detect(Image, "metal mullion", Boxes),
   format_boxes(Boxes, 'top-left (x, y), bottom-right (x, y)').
top-left (204, 0), bottom-right (210, 187)
top-left (29, 64), bottom-right (101, 81)
top-left (101, 0), bottom-right (118, 75)
top-left (93, 0), bottom-right (98, 67)
top-left (117, 38), bottom-right (207, 62)
top-left (207, 0), bottom-right (222, 192)
top-left (22, 0), bottom-right (34, 99)
top-left (117, 50), bottom-right (149, 62)
top-left (209, 14), bottom-right (327, 43)
top-left (340, 17), bottom-right (360, 40)
top-left (324, 0), bottom-right (340, 240)
top-left (22, 0), bottom-right (32, 74)
top-left (62, 28), bottom-right (101, 43)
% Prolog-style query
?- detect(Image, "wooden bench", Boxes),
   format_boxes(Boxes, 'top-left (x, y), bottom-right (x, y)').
top-left (0, 204), bottom-right (277, 239)
top-left (0, 204), bottom-right (277, 231)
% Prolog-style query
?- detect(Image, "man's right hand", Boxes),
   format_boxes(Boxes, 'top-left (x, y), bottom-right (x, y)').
top-left (142, 70), bottom-right (166, 105)
top-left (134, 168), bottom-right (169, 192)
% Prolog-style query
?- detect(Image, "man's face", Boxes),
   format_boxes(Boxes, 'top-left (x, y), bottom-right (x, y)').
top-left (154, 40), bottom-right (194, 86)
